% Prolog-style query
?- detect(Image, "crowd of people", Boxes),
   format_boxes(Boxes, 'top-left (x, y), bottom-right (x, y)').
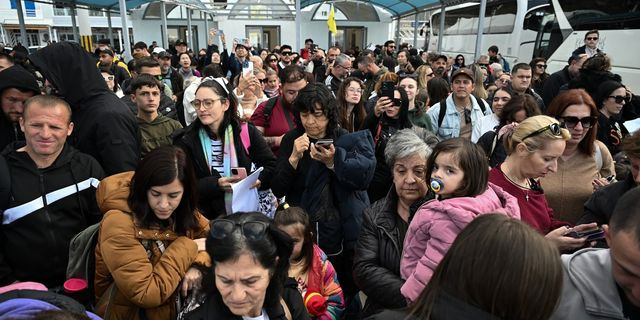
top-left (0, 27), bottom-right (639, 320)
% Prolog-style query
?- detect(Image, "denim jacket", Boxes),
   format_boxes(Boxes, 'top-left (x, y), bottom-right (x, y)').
top-left (427, 94), bottom-right (491, 140)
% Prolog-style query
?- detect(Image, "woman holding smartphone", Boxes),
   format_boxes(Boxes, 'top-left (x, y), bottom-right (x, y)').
top-left (174, 77), bottom-right (276, 219)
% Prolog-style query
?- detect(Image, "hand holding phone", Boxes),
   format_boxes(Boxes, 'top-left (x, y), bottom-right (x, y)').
top-left (565, 226), bottom-right (605, 241)
top-left (315, 139), bottom-right (333, 149)
top-left (242, 60), bottom-right (253, 77)
top-left (380, 81), bottom-right (395, 100)
top-left (231, 167), bottom-right (247, 179)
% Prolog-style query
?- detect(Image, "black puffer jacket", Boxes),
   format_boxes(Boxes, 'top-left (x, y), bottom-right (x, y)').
top-left (0, 142), bottom-right (104, 287)
top-left (353, 190), bottom-right (407, 317)
top-left (173, 119), bottom-right (275, 219)
top-left (28, 42), bottom-right (139, 175)
top-left (578, 173), bottom-right (637, 226)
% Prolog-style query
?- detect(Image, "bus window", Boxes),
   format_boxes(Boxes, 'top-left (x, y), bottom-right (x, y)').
top-left (485, 2), bottom-right (517, 34)
top-left (559, 0), bottom-right (640, 30)
top-left (526, 7), bottom-right (563, 60)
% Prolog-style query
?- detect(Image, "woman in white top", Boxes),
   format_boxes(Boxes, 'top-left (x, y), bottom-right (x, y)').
top-left (472, 87), bottom-right (513, 142)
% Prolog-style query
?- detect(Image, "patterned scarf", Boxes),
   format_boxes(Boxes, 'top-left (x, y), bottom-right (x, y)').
top-left (199, 124), bottom-right (238, 209)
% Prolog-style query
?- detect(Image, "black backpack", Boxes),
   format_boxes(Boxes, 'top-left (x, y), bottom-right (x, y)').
top-left (437, 95), bottom-right (487, 128)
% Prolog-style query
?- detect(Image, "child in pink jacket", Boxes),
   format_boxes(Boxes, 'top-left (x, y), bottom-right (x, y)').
top-left (400, 138), bottom-right (520, 302)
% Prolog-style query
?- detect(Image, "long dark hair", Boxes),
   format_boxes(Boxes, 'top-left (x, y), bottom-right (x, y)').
top-left (204, 212), bottom-right (293, 312)
top-left (336, 77), bottom-right (366, 132)
top-left (385, 86), bottom-right (412, 129)
top-left (128, 145), bottom-right (199, 234)
top-left (293, 82), bottom-right (340, 137)
top-left (407, 214), bottom-right (562, 320)
top-left (273, 206), bottom-right (314, 272)
top-left (195, 79), bottom-right (240, 139)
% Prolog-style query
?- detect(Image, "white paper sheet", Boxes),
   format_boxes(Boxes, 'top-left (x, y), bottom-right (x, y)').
top-left (226, 167), bottom-right (263, 214)
top-left (624, 118), bottom-right (640, 134)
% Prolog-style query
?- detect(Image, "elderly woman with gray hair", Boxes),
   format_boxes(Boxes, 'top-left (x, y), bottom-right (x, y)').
top-left (353, 129), bottom-right (434, 317)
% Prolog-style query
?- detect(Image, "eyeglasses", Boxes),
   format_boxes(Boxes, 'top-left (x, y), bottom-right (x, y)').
top-left (267, 59), bottom-right (277, 63)
top-left (103, 76), bottom-right (114, 81)
top-left (609, 95), bottom-right (629, 104)
top-left (281, 51), bottom-right (292, 56)
top-left (192, 98), bottom-right (225, 110)
top-left (586, 37), bottom-right (599, 41)
top-left (210, 219), bottom-right (269, 241)
top-left (559, 116), bottom-right (597, 129)
top-left (522, 123), bottom-right (562, 140)
top-left (536, 64), bottom-right (547, 68)
top-left (347, 87), bottom-right (363, 94)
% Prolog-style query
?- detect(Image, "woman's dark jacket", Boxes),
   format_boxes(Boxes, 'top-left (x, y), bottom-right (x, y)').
top-left (184, 278), bottom-right (310, 320)
top-left (568, 69), bottom-right (622, 98)
top-left (271, 127), bottom-right (375, 255)
top-left (596, 113), bottom-right (628, 156)
top-left (173, 119), bottom-right (275, 219)
top-left (578, 173), bottom-right (637, 226)
top-left (353, 189), bottom-right (407, 317)
top-left (477, 128), bottom-right (507, 168)
top-left (363, 113), bottom-right (412, 203)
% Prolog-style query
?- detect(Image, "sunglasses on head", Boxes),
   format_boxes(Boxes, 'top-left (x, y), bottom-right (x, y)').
top-left (522, 123), bottom-right (562, 140)
top-left (210, 219), bottom-right (269, 241)
top-left (559, 116), bottom-right (597, 129)
top-left (609, 95), bottom-right (629, 104)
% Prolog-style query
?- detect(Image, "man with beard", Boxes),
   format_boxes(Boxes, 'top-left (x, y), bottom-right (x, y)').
top-left (0, 65), bottom-right (40, 151)
top-left (156, 50), bottom-right (184, 103)
top-left (250, 65), bottom-right (307, 155)
top-left (431, 54), bottom-right (449, 83)
top-left (29, 42), bottom-right (139, 174)
top-left (98, 48), bottom-right (130, 87)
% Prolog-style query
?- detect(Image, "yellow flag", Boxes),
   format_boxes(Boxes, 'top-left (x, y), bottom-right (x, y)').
top-left (327, 4), bottom-right (337, 34)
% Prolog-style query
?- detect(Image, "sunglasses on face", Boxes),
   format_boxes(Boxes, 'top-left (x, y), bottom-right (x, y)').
top-left (609, 95), bottom-right (629, 104)
top-left (281, 51), bottom-right (292, 56)
top-left (559, 116), bottom-right (597, 129)
top-left (536, 64), bottom-right (547, 68)
top-left (268, 59), bottom-right (277, 62)
top-left (586, 37), bottom-right (598, 41)
top-left (392, 98), bottom-right (402, 107)
top-left (258, 78), bottom-right (268, 84)
top-left (522, 123), bottom-right (562, 140)
top-left (210, 219), bottom-right (269, 241)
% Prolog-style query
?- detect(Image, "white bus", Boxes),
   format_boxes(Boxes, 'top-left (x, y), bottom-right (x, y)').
top-left (527, 0), bottom-right (640, 92)
top-left (428, 0), bottom-right (640, 91)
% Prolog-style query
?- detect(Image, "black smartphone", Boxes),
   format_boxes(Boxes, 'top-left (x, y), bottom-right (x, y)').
top-left (380, 81), bottom-right (395, 100)
top-left (316, 139), bottom-right (333, 148)
top-left (565, 227), bottom-right (605, 241)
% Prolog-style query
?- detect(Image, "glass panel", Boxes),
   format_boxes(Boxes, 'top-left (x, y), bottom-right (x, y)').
top-left (484, 1), bottom-right (516, 34)
top-left (559, 0), bottom-right (640, 30)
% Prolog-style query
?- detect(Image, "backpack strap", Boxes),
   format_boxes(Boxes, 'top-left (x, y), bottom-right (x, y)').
top-left (240, 122), bottom-right (251, 155)
top-left (437, 99), bottom-right (447, 128)
top-left (489, 129), bottom-right (499, 159)
top-left (472, 94), bottom-right (486, 114)
top-left (262, 96), bottom-right (279, 128)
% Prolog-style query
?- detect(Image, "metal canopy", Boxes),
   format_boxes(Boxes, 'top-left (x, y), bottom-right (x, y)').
top-left (50, 0), bottom-right (207, 10)
top-left (299, 0), bottom-right (442, 18)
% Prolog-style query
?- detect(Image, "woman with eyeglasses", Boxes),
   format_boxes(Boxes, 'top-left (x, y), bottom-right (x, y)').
top-left (174, 78), bottom-right (276, 219)
top-left (488, 115), bottom-right (597, 252)
top-left (183, 211), bottom-right (310, 320)
top-left (595, 81), bottom-right (629, 156)
top-left (364, 86), bottom-right (413, 204)
top-left (100, 68), bottom-right (124, 98)
top-left (265, 53), bottom-right (280, 73)
top-left (477, 94), bottom-right (541, 167)
top-left (94, 145), bottom-right (210, 319)
top-left (452, 54), bottom-right (465, 72)
top-left (529, 57), bottom-right (549, 94)
top-left (542, 89), bottom-right (615, 224)
top-left (271, 83), bottom-right (375, 317)
top-left (336, 77), bottom-right (366, 133)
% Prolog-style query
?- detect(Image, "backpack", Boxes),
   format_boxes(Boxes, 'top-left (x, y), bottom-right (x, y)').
top-left (66, 223), bottom-right (101, 305)
top-left (437, 95), bottom-right (487, 128)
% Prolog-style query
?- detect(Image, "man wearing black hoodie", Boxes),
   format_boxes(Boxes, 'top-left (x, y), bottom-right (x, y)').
top-left (0, 65), bottom-right (40, 151)
top-left (28, 42), bottom-right (139, 175)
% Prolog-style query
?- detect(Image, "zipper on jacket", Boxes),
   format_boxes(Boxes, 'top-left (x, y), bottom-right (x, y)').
top-left (40, 172), bottom-right (61, 266)
top-left (377, 225), bottom-right (400, 256)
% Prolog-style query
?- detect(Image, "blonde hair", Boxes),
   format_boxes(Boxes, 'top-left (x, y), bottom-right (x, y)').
top-left (415, 64), bottom-right (432, 90)
top-left (504, 115), bottom-right (570, 155)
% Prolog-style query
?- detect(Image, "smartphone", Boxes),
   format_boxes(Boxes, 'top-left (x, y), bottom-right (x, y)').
top-left (565, 227), bottom-right (605, 241)
top-left (231, 167), bottom-right (247, 179)
top-left (380, 81), bottom-right (395, 100)
top-left (316, 139), bottom-right (333, 148)
top-left (242, 60), bottom-right (253, 77)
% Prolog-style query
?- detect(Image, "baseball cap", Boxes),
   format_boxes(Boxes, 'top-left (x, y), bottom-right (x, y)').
top-left (152, 47), bottom-right (166, 54)
top-left (175, 40), bottom-right (187, 47)
top-left (451, 68), bottom-right (475, 83)
top-left (157, 51), bottom-right (172, 59)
